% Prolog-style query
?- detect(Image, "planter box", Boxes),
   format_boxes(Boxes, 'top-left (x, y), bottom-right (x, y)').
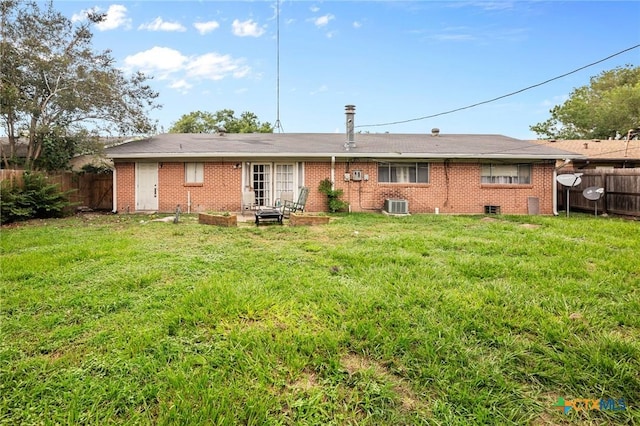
top-left (198, 213), bottom-right (237, 227)
top-left (290, 213), bottom-right (330, 226)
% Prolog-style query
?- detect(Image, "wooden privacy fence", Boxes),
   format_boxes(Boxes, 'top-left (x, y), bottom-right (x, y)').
top-left (558, 169), bottom-right (640, 217)
top-left (1, 170), bottom-right (113, 211)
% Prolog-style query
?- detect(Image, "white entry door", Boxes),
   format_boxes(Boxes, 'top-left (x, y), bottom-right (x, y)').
top-left (136, 162), bottom-right (158, 211)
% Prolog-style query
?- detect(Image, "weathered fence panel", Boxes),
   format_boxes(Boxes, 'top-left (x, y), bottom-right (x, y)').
top-left (0, 169), bottom-right (23, 185)
top-left (559, 169), bottom-right (640, 217)
top-left (1, 170), bottom-right (113, 211)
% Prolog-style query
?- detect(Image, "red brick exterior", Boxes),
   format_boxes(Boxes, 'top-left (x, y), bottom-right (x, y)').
top-left (114, 159), bottom-right (556, 215)
top-left (115, 162), bottom-right (135, 213)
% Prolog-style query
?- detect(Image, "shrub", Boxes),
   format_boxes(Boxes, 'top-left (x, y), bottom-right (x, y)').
top-left (0, 172), bottom-right (73, 224)
top-left (318, 178), bottom-right (348, 213)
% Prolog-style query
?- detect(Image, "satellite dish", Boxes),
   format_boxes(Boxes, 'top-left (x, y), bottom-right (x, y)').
top-left (556, 173), bottom-right (583, 217)
top-left (583, 186), bottom-right (605, 216)
top-left (583, 186), bottom-right (604, 201)
top-left (556, 174), bottom-right (582, 187)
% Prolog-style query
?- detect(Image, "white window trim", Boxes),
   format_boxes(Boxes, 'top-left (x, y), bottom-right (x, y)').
top-left (481, 163), bottom-right (532, 184)
top-left (185, 162), bottom-right (204, 184)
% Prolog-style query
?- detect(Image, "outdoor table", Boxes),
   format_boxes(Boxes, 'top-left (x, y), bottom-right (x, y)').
top-left (255, 208), bottom-right (283, 225)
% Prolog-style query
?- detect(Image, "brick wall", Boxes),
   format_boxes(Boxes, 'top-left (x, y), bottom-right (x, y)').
top-left (157, 162), bottom-right (242, 213)
top-left (326, 160), bottom-right (555, 214)
top-left (115, 162), bottom-right (135, 213)
top-left (114, 160), bottom-right (555, 215)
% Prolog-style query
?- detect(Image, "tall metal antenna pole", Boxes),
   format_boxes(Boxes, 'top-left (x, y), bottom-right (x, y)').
top-left (273, 1), bottom-right (284, 133)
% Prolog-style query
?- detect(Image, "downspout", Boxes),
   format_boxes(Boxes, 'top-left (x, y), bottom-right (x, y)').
top-left (331, 156), bottom-right (335, 189)
top-left (112, 165), bottom-right (118, 213)
top-left (552, 168), bottom-right (558, 216)
top-left (553, 159), bottom-right (572, 216)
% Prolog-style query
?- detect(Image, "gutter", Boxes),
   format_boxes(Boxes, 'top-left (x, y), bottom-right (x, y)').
top-left (331, 156), bottom-right (335, 188)
top-left (112, 167), bottom-right (118, 213)
top-left (553, 159), bottom-right (573, 216)
top-left (105, 152), bottom-right (585, 161)
top-left (552, 169), bottom-right (558, 216)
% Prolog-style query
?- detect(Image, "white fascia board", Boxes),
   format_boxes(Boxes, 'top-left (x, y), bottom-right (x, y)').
top-left (107, 152), bottom-right (585, 160)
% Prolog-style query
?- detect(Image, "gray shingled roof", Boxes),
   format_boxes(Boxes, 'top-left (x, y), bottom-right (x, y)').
top-left (105, 133), bottom-right (583, 160)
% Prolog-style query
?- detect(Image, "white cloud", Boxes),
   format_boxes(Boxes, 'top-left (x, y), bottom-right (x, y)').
top-left (71, 4), bottom-right (131, 31)
top-left (169, 79), bottom-right (193, 94)
top-left (124, 47), bottom-right (187, 77)
top-left (310, 6), bottom-right (320, 13)
top-left (232, 19), bottom-right (266, 37)
top-left (186, 53), bottom-right (249, 80)
top-left (138, 17), bottom-right (186, 32)
top-left (313, 14), bottom-right (334, 28)
top-left (97, 5), bottom-right (131, 31)
top-left (71, 8), bottom-right (93, 23)
top-left (194, 21), bottom-right (220, 35)
top-left (124, 46), bottom-right (250, 93)
top-left (353, 21), bottom-right (362, 29)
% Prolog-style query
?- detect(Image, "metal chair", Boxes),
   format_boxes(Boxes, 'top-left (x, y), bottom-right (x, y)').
top-left (282, 187), bottom-right (309, 217)
top-left (275, 191), bottom-right (294, 208)
top-left (242, 191), bottom-right (257, 215)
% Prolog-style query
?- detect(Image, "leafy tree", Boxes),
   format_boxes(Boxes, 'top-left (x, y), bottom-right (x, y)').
top-left (531, 65), bottom-right (640, 140)
top-left (169, 109), bottom-right (273, 133)
top-left (0, 1), bottom-right (161, 170)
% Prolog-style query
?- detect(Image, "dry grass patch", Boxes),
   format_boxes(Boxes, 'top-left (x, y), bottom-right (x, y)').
top-left (520, 223), bottom-right (541, 229)
top-left (287, 369), bottom-right (320, 392)
top-left (341, 353), bottom-right (427, 413)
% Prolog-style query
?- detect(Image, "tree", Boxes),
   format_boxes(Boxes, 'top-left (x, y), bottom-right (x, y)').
top-left (169, 109), bottom-right (273, 133)
top-left (0, 1), bottom-right (161, 170)
top-left (530, 65), bottom-right (640, 140)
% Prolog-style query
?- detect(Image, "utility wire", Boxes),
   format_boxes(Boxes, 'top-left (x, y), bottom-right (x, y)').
top-left (355, 44), bottom-right (640, 129)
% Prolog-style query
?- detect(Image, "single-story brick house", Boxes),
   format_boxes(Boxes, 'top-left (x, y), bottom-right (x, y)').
top-left (105, 106), bottom-right (582, 215)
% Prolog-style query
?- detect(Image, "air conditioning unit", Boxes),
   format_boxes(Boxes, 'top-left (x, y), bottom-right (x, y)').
top-left (384, 199), bottom-right (409, 215)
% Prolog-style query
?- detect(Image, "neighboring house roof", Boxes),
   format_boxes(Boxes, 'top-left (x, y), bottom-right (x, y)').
top-left (530, 139), bottom-right (640, 161)
top-left (105, 133), bottom-right (583, 160)
top-left (0, 138), bottom-right (29, 157)
top-left (68, 154), bottom-right (113, 172)
top-left (1, 136), bottom-right (127, 160)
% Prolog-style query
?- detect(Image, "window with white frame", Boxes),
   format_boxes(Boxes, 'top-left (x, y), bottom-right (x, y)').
top-left (185, 162), bottom-right (204, 183)
top-left (481, 164), bottom-right (531, 184)
top-left (378, 162), bottom-right (429, 183)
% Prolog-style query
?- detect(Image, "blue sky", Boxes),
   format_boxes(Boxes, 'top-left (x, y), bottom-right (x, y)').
top-left (59, 1), bottom-right (640, 139)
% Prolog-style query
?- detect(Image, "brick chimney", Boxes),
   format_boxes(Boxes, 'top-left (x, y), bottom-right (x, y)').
top-left (345, 105), bottom-right (356, 150)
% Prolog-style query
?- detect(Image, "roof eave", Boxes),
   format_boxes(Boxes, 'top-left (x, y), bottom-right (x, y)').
top-left (107, 152), bottom-right (585, 160)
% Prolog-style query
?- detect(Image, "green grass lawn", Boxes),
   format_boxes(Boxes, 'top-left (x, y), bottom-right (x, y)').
top-left (1, 213), bottom-right (638, 425)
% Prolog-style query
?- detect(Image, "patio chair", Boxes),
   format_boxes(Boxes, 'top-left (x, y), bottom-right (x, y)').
top-left (275, 191), bottom-right (294, 208)
top-left (282, 186), bottom-right (309, 217)
top-left (242, 191), bottom-right (257, 215)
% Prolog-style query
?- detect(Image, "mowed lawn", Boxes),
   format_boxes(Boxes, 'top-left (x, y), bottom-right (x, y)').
top-left (1, 213), bottom-right (638, 425)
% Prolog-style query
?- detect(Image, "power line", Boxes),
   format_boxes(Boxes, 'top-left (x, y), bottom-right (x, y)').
top-left (356, 44), bottom-right (640, 129)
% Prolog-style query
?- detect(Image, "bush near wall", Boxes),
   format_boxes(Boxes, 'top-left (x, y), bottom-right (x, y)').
top-left (0, 172), bottom-right (74, 224)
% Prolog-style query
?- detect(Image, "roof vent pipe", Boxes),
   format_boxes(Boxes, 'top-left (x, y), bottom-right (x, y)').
top-left (431, 128), bottom-right (440, 136)
top-left (345, 105), bottom-right (356, 150)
